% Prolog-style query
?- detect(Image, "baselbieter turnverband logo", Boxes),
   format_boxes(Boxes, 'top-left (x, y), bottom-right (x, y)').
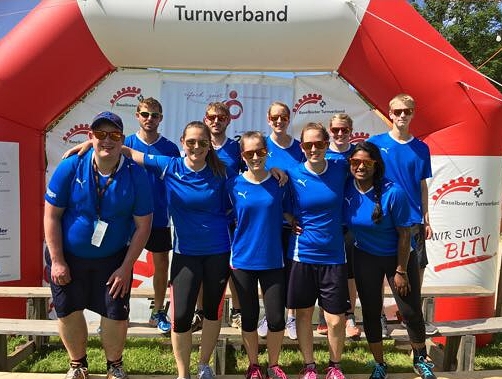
top-left (153, 2), bottom-right (288, 27)
top-left (110, 87), bottom-right (143, 108)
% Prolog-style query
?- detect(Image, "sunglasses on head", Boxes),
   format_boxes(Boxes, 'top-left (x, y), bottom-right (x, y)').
top-left (269, 115), bottom-right (290, 122)
top-left (301, 141), bottom-right (328, 150)
top-left (184, 139), bottom-right (210, 148)
top-left (241, 147), bottom-right (268, 160)
top-left (139, 111), bottom-right (162, 119)
top-left (330, 127), bottom-right (351, 135)
top-left (391, 108), bottom-right (413, 116)
top-left (205, 114), bottom-right (229, 123)
top-left (349, 158), bottom-right (376, 168)
top-left (92, 130), bottom-right (123, 142)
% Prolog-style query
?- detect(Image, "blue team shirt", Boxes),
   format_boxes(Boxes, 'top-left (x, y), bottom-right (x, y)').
top-left (265, 136), bottom-right (304, 170)
top-left (325, 144), bottom-right (355, 161)
top-left (125, 133), bottom-right (180, 228)
top-left (285, 160), bottom-right (348, 264)
top-left (227, 174), bottom-right (285, 270)
top-left (367, 132), bottom-right (431, 224)
top-left (45, 150), bottom-right (153, 258)
top-left (344, 178), bottom-right (413, 256)
top-left (144, 155), bottom-right (232, 256)
top-left (215, 137), bottom-right (243, 174)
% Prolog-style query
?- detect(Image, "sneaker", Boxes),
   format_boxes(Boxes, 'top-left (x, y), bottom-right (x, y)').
top-left (345, 314), bottom-right (361, 339)
top-left (246, 364), bottom-right (263, 379)
top-left (198, 364), bottom-right (215, 379)
top-left (413, 356), bottom-right (437, 379)
top-left (424, 321), bottom-right (439, 336)
top-left (299, 366), bottom-right (317, 379)
top-left (192, 310), bottom-right (204, 332)
top-left (65, 365), bottom-right (89, 379)
top-left (286, 316), bottom-right (297, 340)
top-left (107, 363), bottom-right (128, 379)
top-left (369, 362), bottom-right (388, 379)
top-left (325, 366), bottom-right (345, 379)
top-left (230, 309), bottom-right (242, 329)
top-left (316, 323), bottom-right (328, 335)
top-left (149, 309), bottom-right (172, 333)
top-left (380, 314), bottom-right (389, 338)
top-left (266, 365), bottom-right (288, 379)
top-left (257, 316), bottom-right (268, 338)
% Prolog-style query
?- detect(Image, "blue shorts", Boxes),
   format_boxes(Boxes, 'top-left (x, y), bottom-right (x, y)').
top-left (45, 247), bottom-right (131, 320)
top-left (286, 259), bottom-right (350, 315)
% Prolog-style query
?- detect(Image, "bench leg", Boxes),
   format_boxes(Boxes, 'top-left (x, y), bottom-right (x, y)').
top-left (443, 335), bottom-right (461, 371)
top-left (456, 335), bottom-right (476, 371)
top-left (0, 334), bottom-right (7, 371)
top-left (213, 337), bottom-right (227, 375)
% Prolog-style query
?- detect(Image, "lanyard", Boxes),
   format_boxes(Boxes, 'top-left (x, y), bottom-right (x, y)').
top-left (92, 158), bottom-right (120, 220)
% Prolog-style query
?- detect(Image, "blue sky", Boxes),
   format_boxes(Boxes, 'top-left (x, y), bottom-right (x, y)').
top-left (0, 0), bottom-right (40, 39)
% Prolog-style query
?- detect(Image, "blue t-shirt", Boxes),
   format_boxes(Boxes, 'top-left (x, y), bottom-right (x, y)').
top-left (144, 155), bottom-right (232, 256)
top-left (125, 133), bottom-right (180, 228)
top-left (367, 132), bottom-right (431, 224)
top-left (45, 150), bottom-right (153, 258)
top-left (325, 144), bottom-right (355, 161)
top-left (215, 137), bottom-right (243, 174)
top-left (265, 136), bottom-right (304, 170)
top-left (227, 174), bottom-right (285, 270)
top-left (285, 160), bottom-right (348, 264)
top-left (344, 178), bottom-right (413, 256)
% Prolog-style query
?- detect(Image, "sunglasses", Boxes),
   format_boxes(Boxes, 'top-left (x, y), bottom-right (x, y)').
top-left (301, 141), bottom-right (328, 150)
top-left (241, 148), bottom-right (268, 160)
top-left (184, 139), bottom-right (210, 148)
top-left (269, 115), bottom-right (290, 122)
top-left (205, 114), bottom-right (229, 123)
top-left (139, 111), bottom-right (162, 119)
top-left (349, 158), bottom-right (377, 168)
top-left (391, 108), bottom-right (413, 116)
top-left (92, 130), bottom-right (123, 142)
top-left (330, 127), bottom-right (351, 135)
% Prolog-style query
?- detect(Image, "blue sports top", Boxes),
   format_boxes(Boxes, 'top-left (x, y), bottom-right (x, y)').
top-left (215, 137), bottom-right (243, 174)
top-left (265, 135), bottom-right (304, 170)
top-left (325, 144), bottom-right (355, 161)
top-left (144, 155), bottom-right (232, 256)
top-left (227, 173), bottom-right (285, 270)
top-left (125, 133), bottom-right (180, 228)
top-left (367, 132), bottom-right (431, 224)
top-left (344, 178), bottom-right (413, 256)
top-left (285, 159), bottom-right (348, 264)
top-left (45, 150), bottom-right (153, 258)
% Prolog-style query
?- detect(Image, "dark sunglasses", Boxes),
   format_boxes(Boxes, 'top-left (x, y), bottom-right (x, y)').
top-left (349, 158), bottom-right (376, 168)
top-left (330, 127), bottom-right (351, 135)
top-left (139, 111), bottom-right (162, 119)
top-left (391, 108), bottom-right (413, 116)
top-left (301, 141), bottom-right (328, 150)
top-left (205, 114), bottom-right (229, 123)
top-left (269, 115), bottom-right (290, 122)
top-left (241, 148), bottom-right (268, 160)
top-left (92, 130), bottom-right (123, 142)
top-left (185, 139), bottom-right (210, 148)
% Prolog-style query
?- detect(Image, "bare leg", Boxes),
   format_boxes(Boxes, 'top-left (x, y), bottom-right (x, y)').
top-left (58, 311), bottom-right (87, 360)
top-left (242, 330), bottom-right (259, 365)
top-left (100, 316), bottom-right (128, 361)
top-left (347, 278), bottom-right (357, 313)
top-left (172, 330), bottom-right (192, 378)
top-left (152, 252), bottom-right (169, 311)
top-left (324, 311), bottom-right (345, 362)
top-left (368, 341), bottom-right (384, 363)
top-left (266, 329), bottom-right (284, 366)
top-left (295, 306), bottom-right (314, 363)
top-left (229, 278), bottom-right (240, 309)
top-left (199, 318), bottom-right (222, 365)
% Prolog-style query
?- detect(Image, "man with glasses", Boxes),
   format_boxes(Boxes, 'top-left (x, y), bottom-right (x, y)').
top-left (368, 94), bottom-right (436, 379)
top-left (126, 97), bottom-right (180, 334)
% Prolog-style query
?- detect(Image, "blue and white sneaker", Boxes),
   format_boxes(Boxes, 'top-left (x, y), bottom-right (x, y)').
top-left (198, 364), bottom-right (216, 379)
top-left (149, 309), bottom-right (172, 333)
top-left (369, 362), bottom-right (387, 379)
top-left (413, 356), bottom-right (436, 379)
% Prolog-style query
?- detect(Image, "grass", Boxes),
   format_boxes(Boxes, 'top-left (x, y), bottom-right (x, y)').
top-left (7, 333), bottom-right (502, 375)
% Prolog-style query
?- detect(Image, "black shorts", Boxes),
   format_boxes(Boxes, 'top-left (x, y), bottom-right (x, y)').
top-left (286, 259), bottom-right (350, 315)
top-left (46, 247), bottom-right (131, 320)
top-left (412, 224), bottom-right (428, 269)
top-left (145, 227), bottom-right (172, 253)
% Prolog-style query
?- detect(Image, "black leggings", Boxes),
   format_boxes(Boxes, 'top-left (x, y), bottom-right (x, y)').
top-left (231, 268), bottom-right (286, 332)
top-left (170, 252), bottom-right (230, 333)
top-left (353, 247), bottom-right (425, 343)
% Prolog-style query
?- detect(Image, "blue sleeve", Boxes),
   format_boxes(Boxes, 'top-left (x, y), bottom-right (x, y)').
top-left (131, 164), bottom-right (154, 216)
top-left (143, 154), bottom-right (174, 178)
top-left (390, 185), bottom-right (412, 227)
top-left (45, 155), bottom-right (80, 208)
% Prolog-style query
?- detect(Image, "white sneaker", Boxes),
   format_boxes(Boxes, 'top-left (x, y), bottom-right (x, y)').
top-left (257, 316), bottom-right (268, 338)
top-left (286, 316), bottom-right (297, 340)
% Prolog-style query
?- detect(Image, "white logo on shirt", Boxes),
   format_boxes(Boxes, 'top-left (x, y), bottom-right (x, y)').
top-left (237, 191), bottom-right (247, 199)
top-left (345, 196), bottom-right (353, 206)
top-left (46, 189), bottom-right (56, 199)
top-left (297, 179), bottom-right (307, 187)
top-left (380, 147), bottom-right (390, 154)
top-left (75, 178), bottom-right (86, 188)
top-left (267, 151), bottom-right (273, 158)
top-left (174, 172), bottom-right (183, 180)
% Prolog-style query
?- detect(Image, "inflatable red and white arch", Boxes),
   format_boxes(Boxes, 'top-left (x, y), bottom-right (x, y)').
top-left (0, 0), bottom-right (501, 325)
